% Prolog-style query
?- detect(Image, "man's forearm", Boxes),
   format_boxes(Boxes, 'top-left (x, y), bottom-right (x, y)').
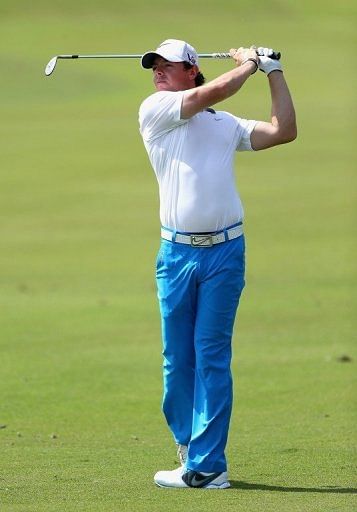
top-left (250, 69), bottom-right (297, 150)
top-left (206, 60), bottom-right (256, 100)
top-left (181, 60), bottom-right (256, 119)
top-left (269, 71), bottom-right (297, 142)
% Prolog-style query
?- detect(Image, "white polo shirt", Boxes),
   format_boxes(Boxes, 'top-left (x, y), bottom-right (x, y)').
top-left (139, 90), bottom-right (257, 233)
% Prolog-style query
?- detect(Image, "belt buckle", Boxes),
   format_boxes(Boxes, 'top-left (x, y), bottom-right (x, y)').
top-left (190, 234), bottom-right (213, 247)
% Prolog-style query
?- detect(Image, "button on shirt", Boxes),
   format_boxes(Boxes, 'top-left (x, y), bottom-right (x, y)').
top-left (139, 90), bottom-right (257, 233)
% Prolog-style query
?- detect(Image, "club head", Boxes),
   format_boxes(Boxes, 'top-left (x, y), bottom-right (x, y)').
top-left (45, 56), bottom-right (58, 76)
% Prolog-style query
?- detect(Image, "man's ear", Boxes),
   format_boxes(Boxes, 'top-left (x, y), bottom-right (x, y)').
top-left (188, 64), bottom-right (199, 80)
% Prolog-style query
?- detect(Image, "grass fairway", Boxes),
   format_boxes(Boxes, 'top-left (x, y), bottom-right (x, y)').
top-left (1, 1), bottom-right (356, 510)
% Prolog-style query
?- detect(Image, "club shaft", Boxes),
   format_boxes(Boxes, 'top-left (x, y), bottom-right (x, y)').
top-left (56, 51), bottom-right (281, 60)
top-left (56, 53), bottom-right (232, 59)
top-left (45, 50), bottom-right (281, 75)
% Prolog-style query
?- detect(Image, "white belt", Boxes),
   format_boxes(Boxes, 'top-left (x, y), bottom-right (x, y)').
top-left (160, 224), bottom-right (243, 247)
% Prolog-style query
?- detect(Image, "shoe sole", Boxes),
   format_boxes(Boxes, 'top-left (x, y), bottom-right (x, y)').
top-left (155, 482), bottom-right (188, 488)
top-left (155, 481), bottom-right (231, 489)
top-left (205, 482), bottom-right (231, 489)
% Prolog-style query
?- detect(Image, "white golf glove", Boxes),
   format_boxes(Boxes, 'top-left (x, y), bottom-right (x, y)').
top-left (257, 47), bottom-right (282, 75)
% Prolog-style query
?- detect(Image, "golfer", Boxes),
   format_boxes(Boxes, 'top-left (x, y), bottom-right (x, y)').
top-left (139, 39), bottom-right (296, 489)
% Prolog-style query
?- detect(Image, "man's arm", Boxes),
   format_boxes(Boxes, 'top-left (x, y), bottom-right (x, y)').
top-left (181, 48), bottom-right (258, 119)
top-left (181, 45), bottom-right (297, 150)
top-left (250, 70), bottom-right (297, 150)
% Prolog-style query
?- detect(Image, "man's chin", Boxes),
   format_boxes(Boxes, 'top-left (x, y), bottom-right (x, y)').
top-left (155, 82), bottom-right (171, 91)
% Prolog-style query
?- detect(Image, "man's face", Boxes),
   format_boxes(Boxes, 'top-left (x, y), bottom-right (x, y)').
top-left (152, 57), bottom-right (196, 91)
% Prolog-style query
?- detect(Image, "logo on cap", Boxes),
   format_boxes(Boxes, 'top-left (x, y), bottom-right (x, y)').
top-left (187, 52), bottom-right (196, 64)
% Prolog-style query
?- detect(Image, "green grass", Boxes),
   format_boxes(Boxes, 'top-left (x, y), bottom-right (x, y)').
top-left (0, 0), bottom-right (356, 510)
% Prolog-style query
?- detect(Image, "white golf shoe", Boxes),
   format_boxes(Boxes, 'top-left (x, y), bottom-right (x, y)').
top-left (154, 466), bottom-right (230, 489)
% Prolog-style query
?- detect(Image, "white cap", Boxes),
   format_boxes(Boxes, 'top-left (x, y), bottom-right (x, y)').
top-left (141, 39), bottom-right (199, 69)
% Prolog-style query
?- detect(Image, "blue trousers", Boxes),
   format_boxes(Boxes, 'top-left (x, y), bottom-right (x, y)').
top-left (156, 234), bottom-right (245, 473)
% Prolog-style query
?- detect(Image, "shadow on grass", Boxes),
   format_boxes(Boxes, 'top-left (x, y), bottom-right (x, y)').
top-left (230, 481), bottom-right (357, 494)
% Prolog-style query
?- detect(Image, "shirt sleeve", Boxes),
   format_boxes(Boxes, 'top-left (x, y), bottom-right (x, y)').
top-left (139, 91), bottom-right (188, 142)
top-left (234, 117), bottom-right (258, 152)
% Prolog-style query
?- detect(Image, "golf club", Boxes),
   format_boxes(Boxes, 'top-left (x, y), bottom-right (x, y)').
top-left (44, 49), bottom-right (281, 76)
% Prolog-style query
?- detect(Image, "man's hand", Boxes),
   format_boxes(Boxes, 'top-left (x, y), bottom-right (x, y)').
top-left (230, 47), bottom-right (259, 74)
top-left (257, 47), bottom-right (283, 75)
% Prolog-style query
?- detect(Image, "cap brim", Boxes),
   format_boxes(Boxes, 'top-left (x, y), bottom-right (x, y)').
top-left (141, 52), bottom-right (160, 69)
top-left (141, 50), bottom-right (186, 69)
